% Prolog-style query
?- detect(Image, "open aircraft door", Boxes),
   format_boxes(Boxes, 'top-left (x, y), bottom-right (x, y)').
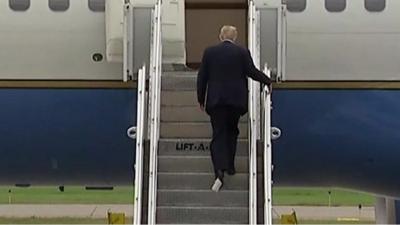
top-left (253, 0), bottom-right (286, 81)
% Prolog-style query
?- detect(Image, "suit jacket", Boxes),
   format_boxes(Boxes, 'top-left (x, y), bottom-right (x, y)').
top-left (197, 41), bottom-right (271, 115)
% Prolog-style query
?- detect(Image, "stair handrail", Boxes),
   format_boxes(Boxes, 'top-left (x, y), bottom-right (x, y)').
top-left (147, 0), bottom-right (163, 224)
top-left (248, 1), bottom-right (259, 224)
top-left (249, 1), bottom-right (274, 224)
top-left (133, 65), bottom-right (147, 225)
top-left (262, 64), bottom-right (273, 225)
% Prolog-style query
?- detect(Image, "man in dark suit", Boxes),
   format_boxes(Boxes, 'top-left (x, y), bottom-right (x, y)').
top-left (197, 25), bottom-right (271, 192)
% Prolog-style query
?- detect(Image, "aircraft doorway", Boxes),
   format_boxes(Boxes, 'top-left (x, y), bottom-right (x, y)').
top-left (185, 0), bottom-right (248, 69)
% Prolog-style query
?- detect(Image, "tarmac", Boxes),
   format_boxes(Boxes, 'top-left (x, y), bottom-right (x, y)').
top-left (0, 204), bottom-right (375, 221)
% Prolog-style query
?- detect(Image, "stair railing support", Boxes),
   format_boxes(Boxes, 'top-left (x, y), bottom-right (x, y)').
top-left (147, 0), bottom-right (163, 224)
top-left (248, 1), bottom-right (259, 224)
top-left (263, 64), bottom-right (273, 225)
top-left (133, 65), bottom-right (147, 225)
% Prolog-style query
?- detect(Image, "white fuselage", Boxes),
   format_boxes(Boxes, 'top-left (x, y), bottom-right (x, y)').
top-left (285, 0), bottom-right (400, 81)
top-left (0, 0), bottom-right (121, 80)
top-left (0, 0), bottom-right (399, 81)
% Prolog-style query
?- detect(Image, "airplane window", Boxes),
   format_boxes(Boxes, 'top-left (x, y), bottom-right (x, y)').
top-left (365, 0), bottom-right (385, 12)
top-left (325, 0), bottom-right (346, 12)
top-left (88, 0), bottom-right (105, 12)
top-left (287, 0), bottom-right (306, 12)
top-left (9, 0), bottom-right (30, 11)
top-left (49, 0), bottom-right (69, 12)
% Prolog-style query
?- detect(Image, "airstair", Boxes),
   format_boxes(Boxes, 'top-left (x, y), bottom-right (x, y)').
top-left (153, 70), bottom-right (251, 224)
top-left (125, 0), bottom-right (284, 224)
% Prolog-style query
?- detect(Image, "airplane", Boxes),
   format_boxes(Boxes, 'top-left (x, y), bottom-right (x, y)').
top-left (0, 0), bottom-right (399, 223)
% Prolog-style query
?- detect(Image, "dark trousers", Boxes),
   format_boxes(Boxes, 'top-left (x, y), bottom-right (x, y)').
top-left (209, 107), bottom-right (241, 173)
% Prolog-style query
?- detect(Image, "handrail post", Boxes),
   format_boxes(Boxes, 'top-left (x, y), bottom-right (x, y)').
top-left (263, 64), bottom-right (273, 225)
top-left (248, 1), bottom-right (258, 224)
top-left (147, 0), bottom-right (162, 224)
top-left (133, 65), bottom-right (147, 225)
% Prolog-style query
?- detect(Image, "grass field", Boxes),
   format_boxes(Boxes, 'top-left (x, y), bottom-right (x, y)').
top-left (0, 186), bottom-right (375, 206)
top-left (272, 187), bottom-right (375, 206)
top-left (0, 186), bottom-right (133, 204)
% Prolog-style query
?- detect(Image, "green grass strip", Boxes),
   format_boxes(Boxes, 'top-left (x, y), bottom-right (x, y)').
top-left (273, 187), bottom-right (375, 206)
top-left (0, 186), bottom-right (133, 204)
top-left (0, 186), bottom-right (375, 206)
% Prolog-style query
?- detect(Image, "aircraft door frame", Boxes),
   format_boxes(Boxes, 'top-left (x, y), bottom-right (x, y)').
top-left (257, 2), bottom-right (286, 81)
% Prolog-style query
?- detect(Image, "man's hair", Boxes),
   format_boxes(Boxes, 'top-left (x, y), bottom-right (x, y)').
top-left (219, 25), bottom-right (238, 42)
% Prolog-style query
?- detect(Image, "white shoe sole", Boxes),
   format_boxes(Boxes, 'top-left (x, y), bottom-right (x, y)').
top-left (211, 178), bottom-right (223, 192)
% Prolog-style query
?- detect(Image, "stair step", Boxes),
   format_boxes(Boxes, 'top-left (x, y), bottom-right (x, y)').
top-left (161, 106), bottom-right (209, 122)
top-left (161, 106), bottom-right (248, 122)
top-left (162, 74), bottom-right (197, 91)
top-left (158, 156), bottom-right (251, 173)
top-left (163, 71), bottom-right (197, 76)
top-left (157, 190), bottom-right (248, 207)
top-left (162, 65), bottom-right (194, 73)
top-left (156, 206), bottom-right (249, 224)
top-left (161, 91), bottom-right (197, 106)
top-left (158, 139), bottom-right (263, 156)
top-left (160, 122), bottom-right (247, 138)
top-left (158, 172), bottom-right (249, 190)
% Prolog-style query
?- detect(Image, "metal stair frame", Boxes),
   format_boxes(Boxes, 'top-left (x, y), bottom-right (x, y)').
top-left (249, 1), bottom-right (277, 224)
top-left (147, 1), bottom-right (163, 224)
top-left (131, 0), bottom-right (277, 223)
top-left (127, 0), bottom-right (162, 224)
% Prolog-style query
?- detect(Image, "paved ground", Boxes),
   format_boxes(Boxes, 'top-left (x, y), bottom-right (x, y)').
top-left (0, 204), bottom-right (375, 221)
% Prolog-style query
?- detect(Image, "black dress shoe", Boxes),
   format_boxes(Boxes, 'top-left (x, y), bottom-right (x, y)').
top-left (227, 168), bottom-right (236, 175)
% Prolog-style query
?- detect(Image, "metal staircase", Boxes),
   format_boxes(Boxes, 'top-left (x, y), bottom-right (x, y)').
top-left (155, 71), bottom-right (251, 224)
top-left (139, 71), bottom-right (270, 224)
top-left (129, 0), bottom-right (280, 224)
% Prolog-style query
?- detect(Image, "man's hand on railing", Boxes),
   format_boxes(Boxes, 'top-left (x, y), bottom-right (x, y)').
top-left (264, 84), bottom-right (272, 95)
